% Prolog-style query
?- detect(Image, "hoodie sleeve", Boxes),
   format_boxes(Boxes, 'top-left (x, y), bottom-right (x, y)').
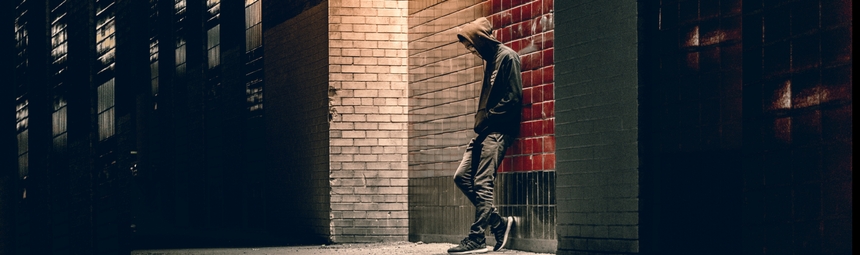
top-left (489, 57), bottom-right (523, 118)
top-left (484, 53), bottom-right (523, 130)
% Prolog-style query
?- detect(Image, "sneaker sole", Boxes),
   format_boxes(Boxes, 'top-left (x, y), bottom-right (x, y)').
top-left (494, 216), bottom-right (513, 251)
top-left (448, 247), bottom-right (489, 254)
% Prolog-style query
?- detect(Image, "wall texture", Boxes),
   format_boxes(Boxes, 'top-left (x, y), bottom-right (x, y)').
top-left (639, 0), bottom-right (744, 253)
top-left (491, 1), bottom-right (557, 251)
top-left (739, 1), bottom-right (853, 253)
top-left (407, 0), bottom-right (484, 245)
top-left (555, 0), bottom-right (641, 254)
top-left (639, 0), bottom-right (853, 254)
top-left (264, 1), bottom-right (332, 243)
top-left (5, 0), bottom-right (852, 254)
top-left (328, 0), bottom-right (410, 243)
top-left (407, 0), bottom-right (556, 252)
top-left (0, 1), bottom-right (13, 252)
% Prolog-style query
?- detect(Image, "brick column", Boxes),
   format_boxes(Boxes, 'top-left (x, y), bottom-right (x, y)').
top-left (555, 0), bottom-right (640, 254)
top-left (328, 0), bottom-right (409, 242)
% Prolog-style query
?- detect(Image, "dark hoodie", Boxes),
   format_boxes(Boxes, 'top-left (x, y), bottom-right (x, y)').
top-left (457, 17), bottom-right (523, 135)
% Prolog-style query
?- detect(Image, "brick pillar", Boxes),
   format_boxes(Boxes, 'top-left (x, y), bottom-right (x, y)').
top-left (328, 0), bottom-right (409, 242)
top-left (555, 0), bottom-right (640, 254)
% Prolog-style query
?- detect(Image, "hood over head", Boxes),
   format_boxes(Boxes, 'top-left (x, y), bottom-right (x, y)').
top-left (457, 17), bottom-right (501, 59)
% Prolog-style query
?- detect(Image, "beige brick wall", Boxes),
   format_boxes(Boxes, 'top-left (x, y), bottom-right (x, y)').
top-left (328, 0), bottom-right (409, 242)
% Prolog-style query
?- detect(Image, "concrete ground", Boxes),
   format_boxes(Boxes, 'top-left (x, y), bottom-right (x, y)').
top-left (131, 241), bottom-right (554, 255)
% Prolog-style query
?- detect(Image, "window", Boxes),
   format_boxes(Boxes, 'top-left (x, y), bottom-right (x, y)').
top-left (245, 0), bottom-right (261, 52)
top-left (96, 0), bottom-right (115, 74)
top-left (245, 0), bottom-right (263, 114)
top-left (149, 0), bottom-right (159, 108)
top-left (18, 130), bottom-right (29, 178)
top-left (16, 100), bottom-right (28, 132)
top-left (15, 0), bottom-right (29, 179)
top-left (149, 39), bottom-right (159, 62)
top-left (52, 96), bottom-right (68, 150)
top-left (50, 1), bottom-right (69, 147)
top-left (96, 17), bottom-right (115, 62)
top-left (150, 39), bottom-right (159, 96)
top-left (207, 0), bottom-right (221, 69)
top-left (51, 0), bottom-right (68, 79)
top-left (51, 22), bottom-right (67, 65)
top-left (247, 86), bottom-right (263, 112)
top-left (207, 0), bottom-right (220, 21)
top-left (174, 0), bottom-right (186, 76)
top-left (97, 79), bottom-right (115, 141)
top-left (175, 38), bottom-right (186, 76)
top-left (16, 99), bottom-right (29, 178)
top-left (15, 0), bottom-right (28, 66)
top-left (207, 25), bottom-right (220, 69)
top-left (175, 0), bottom-right (186, 16)
top-left (15, 17), bottom-right (27, 49)
top-left (95, 0), bottom-right (116, 142)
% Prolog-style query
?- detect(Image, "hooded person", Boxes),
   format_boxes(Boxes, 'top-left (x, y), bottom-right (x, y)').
top-left (447, 17), bottom-right (523, 255)
top-left (457, 17), bottom-right (523, 137)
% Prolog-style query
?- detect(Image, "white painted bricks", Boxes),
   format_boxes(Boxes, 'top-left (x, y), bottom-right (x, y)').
top-left (328, 0), bottom-right (409, 243)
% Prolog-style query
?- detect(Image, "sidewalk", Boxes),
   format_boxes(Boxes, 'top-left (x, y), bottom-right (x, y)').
top-left (131, 241), bottom-right (554, 255)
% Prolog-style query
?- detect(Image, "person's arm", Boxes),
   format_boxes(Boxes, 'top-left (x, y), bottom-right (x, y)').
top-left (486, 55), bottom-right (522, 120)
top-left (476, 56), bottom-right (523, 133)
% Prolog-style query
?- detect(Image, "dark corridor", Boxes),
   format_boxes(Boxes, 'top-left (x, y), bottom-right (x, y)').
top-left (640, 0), bottom-right (852, 254)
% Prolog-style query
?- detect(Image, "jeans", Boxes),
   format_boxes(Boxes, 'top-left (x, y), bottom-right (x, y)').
top-left (453, 132), bottom-right (514, 242)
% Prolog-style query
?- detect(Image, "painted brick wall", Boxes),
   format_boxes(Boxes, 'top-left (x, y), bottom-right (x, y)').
top-left (407, 0), bottom-right (485, 245)
top-left (493, 0), bottom-right (556, 174)
top-left (408, 0), bottom-right (556, 252)
top-left (328, 0), bottom-right (410, 243)
top-left (264, 1), bottom-right (332, 243)
top-left (490, 0), bottom-right (557, 251)
top-left (407, 1), bottom-right (555, 176)
top-left (554, 0), bottom-right (641, 254)
top-left (408, 0), bottom-right (484, 178)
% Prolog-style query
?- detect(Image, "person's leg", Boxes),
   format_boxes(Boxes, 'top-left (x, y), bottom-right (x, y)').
top-left (467, 133), bottom-right (512, 241)
top-left (453, 137), bottom-right (478, 206)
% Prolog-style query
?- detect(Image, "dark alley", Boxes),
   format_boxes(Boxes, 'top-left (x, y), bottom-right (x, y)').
top-left (1, 0), bottom-right (852, 254)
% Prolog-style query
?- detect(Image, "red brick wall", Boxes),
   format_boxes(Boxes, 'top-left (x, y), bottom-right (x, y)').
top-left (407, 0), bottom-right (556, 175)
top-left (407, 1), bottom-right (557, 252)
top-left (489, 0), bottom-right (556, 173)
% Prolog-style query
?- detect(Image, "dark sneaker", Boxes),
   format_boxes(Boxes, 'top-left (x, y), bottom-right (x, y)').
top-left (492, 216), bottom-right (513, 251)
top-left (447, 237), bottom-right (489, 254)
